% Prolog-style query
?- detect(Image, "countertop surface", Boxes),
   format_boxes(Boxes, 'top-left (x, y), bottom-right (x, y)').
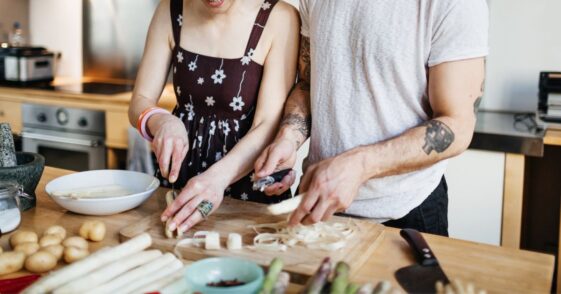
top-left (0, 167), bottom-right (555, 293)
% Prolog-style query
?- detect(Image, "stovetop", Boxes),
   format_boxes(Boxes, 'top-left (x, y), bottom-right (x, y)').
top-left (1, 81), bottom-right (134, 95)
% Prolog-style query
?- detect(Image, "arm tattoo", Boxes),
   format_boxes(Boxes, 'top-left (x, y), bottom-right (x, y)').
top-left (281, 113), bottom-right (311, 139)
top-left (422, 120), bottom-right (455, 155)
top-left (474, 78), bottom-right (485, 114)
top-left (299, 37), bottom-right (311, 91)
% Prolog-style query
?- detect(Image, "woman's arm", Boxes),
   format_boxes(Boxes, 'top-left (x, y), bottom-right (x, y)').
top-left (161, 2), bottom-right (300, 233)
top-left (129, 0), bottom-right (189, 183)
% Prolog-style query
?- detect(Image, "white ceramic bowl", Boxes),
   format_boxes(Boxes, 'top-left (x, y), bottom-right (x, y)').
top-left (45, 170), bottom-right (160, 216)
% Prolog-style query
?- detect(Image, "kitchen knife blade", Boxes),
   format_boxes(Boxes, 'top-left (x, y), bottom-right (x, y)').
top-left (395, 229), bottom-right (450, 293)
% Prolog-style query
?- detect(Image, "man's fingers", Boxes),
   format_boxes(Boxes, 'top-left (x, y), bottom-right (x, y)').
top-left (298, 167), bottom-right (315, 193)
top-left (302, 197), bottom-right (331, 226)
top-left (264, 171), bottom-right (296, 196)
top-left (321, 205), bottom-right (338, 222)
top-left (159, 139), bottom-right (174, 178)
top-left (169, 141), bottom-right (187, 183)
top-left (264, 183), bottom-right (283, 196)
top-left (289, 190), bottom-right (319, 226)
top-left (169, 195), bottom-right (204, 232)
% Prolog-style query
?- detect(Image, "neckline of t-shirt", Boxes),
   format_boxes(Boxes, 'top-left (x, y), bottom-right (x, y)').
top-left (175, 45), bottom-right (264, 67)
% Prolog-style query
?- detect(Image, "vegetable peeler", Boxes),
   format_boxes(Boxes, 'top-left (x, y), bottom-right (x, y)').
top-left (252, 169), bottom-right (293, 192)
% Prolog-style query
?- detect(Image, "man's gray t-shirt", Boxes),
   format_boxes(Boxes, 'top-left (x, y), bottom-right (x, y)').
top-left (300, 0), bottom-right (489, 221)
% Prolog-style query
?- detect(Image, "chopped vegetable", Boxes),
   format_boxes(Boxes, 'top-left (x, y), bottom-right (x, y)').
top-left (22, 233), bottom-right (152, 294)
top-left (0, 251), bottom-right (25, 275)
top-left (51, 185), bottom-right (133, 199)
top-left (205, 232), bottom-right (221, 250)
top-left (330, 262), bottom-right (350, 294)
top-left (24, 251), bottom-right (57, 273)
top-left (273, 272), bottom-right (290, 294)
top-left (301, 257), bottom-right (332, 294)
top-left (249, 220), bottom-right (357, 252)
top-left (62, 236), bottom-right (88, 250)
top-left (10, 231), bottom-right (38, 248)
top-left (44, 225), bottom-right (67, 240)
top-left (53, 250), bottom-right (162, 294)
top-left (227, 233), bottom-right (243, 250)
top-left (268, 195), bottom-right (303, 215)
top-left (260, 258), bottom-right (284, 294)
top-left (79, 220), bottom-right (106, 242)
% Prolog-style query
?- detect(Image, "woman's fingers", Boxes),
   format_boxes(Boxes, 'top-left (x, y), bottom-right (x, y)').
top-left (264, 171), bottom-right (296, 196)
top-left (161, 186), bottom-right (199, 223)
top-left (169, 140), bottom-right (187, 183)
top-left (159, 138), bottom-right (174, 178)
top-left (171, 195), bottom-right (204, 234)
top-left (177, 205), bottom-right (205, 234)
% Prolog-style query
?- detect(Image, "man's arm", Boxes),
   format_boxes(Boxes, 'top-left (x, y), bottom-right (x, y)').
top-left (254, 36), bottom-right (312, 188)
top-left (291, 57), bottom-right (486, 225)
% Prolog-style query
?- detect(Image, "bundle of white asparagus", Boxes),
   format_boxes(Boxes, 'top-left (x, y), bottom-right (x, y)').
top-left (22, 233), bottom-right (189, 294)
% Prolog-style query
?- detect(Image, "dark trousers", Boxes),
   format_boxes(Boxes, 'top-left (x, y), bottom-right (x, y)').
top-left (383, 177), bottom-right (449, 236)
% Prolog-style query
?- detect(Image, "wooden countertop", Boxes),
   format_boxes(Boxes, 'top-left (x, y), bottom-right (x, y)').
top-left (0, 78), bottom-right (176, 112)
top-left (0, 167), bottom-right (555, 293)
top-left (545, 129), bottom-right (561, 146)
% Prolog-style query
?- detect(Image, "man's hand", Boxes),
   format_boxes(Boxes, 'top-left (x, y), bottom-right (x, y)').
top-left (254, 138), bottom-right (298, 195)
top-left (289, 150), bottom-right (366, 226)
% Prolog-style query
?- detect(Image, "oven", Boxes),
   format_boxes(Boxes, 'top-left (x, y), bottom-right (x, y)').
top-left (21, 104), bottom-right (106, 171)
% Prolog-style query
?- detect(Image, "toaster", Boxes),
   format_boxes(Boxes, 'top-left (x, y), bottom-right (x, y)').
top-left (0, 45), bottom-right (55, 84)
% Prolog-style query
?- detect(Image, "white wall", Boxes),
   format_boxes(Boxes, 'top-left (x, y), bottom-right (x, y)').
top-left (445, 150), bottom-right (505, 245)
top-left (0, 0), bottom-right (29, 43)
top-left (29, 0), bottom-right (82, 78)
top-left (483, 0), bottom-right (561, 112)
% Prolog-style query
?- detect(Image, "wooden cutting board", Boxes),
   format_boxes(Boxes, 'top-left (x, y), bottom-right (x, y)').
top-left (120, 197), bottom-right (385, 282)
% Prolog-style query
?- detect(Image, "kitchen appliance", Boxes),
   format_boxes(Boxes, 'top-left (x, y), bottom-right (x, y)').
top-left (395, 229), bottom-right (450, 293)
top-left (538, 71), bottom-right (561, 122)
top-left (0, 45), bottom-right (55, 84)
top-left (21, 104), bottom-right (106, 171)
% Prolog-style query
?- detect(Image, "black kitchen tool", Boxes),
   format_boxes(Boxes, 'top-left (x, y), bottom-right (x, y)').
top-left (395, 229), bottom-right (450, 293)
top-left (252, 169), bottom-right (293, 192)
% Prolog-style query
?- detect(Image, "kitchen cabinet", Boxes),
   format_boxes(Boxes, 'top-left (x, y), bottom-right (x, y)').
top-left (0, 100), bottom-right (22, 133)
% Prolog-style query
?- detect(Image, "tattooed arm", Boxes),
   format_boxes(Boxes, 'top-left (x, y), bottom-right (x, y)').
top-left (253, 36), bottom-right (312, 193)
top-left (288, 57), bottom-right (486, 225)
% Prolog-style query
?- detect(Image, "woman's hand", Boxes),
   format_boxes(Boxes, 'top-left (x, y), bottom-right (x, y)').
top-left (148, 113), bottom-right (189, 183)
top-left (160, 172), bottom-right (227, 234)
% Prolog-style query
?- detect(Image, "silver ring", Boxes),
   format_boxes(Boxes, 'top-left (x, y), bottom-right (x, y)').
top-left (197, 200), bottom-right (213, 219)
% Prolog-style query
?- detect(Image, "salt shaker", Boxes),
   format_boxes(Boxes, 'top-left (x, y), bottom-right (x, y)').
top-left (0, 181), bottom-right (29, 235)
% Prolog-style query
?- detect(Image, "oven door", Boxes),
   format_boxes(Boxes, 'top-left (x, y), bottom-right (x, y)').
top-left (21, 129), bottom-right (106, 171)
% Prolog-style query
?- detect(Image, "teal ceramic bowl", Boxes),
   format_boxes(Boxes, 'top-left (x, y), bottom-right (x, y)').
top-left (185, 257), bottom-right (264, 294)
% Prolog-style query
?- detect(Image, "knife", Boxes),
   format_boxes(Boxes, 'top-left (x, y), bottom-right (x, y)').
top-left (395, 229), bottom-right (450, 293)
top-left (252, 169), bottom-right (293, 192)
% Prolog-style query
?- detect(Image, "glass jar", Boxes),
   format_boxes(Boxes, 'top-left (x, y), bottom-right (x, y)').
top-left (0, 181), bottom-right (29, 235)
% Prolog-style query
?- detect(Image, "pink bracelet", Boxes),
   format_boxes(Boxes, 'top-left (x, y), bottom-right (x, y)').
top-left (139, 108), bottom-right (170, 141)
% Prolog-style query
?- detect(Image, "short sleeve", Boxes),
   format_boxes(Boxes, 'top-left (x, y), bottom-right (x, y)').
top-left (299, 0), bottom-right (310, 37)
top-left (428, 0), bottom-right (489, 67)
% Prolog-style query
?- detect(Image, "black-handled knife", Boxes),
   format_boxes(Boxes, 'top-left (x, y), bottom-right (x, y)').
top-left (252, 169), bottom-right (293, 192)
top-left (395, 229), bottom-right (450, 293)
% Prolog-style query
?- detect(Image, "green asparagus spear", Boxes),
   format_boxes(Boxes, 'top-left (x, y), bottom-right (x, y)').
top-left (345, 283), bottom-right (360, 294)
top-left (330, 262), bottom-right (350, 294)
top-left (260, 258), bottom-right (284, 294)
top-left (299, 257), bottom-right (332, 294)
top-left (272, 271), bottom-right (290, 294)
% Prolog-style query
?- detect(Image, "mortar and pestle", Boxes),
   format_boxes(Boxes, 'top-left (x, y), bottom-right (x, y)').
top-left (0, 123), bottom-right (45, 211)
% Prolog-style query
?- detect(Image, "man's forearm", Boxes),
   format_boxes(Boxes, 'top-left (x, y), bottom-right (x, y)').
top-left (349, 115), bottom-right (475, 182)
top-left (276, 82), bottom-right (312, 148)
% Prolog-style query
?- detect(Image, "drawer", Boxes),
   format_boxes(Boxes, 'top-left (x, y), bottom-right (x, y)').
top-left (0, 100), bottom-right (22, 133)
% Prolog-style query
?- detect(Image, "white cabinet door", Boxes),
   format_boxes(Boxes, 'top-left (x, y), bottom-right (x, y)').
top-left (445, 150), bottom-right (505, 245)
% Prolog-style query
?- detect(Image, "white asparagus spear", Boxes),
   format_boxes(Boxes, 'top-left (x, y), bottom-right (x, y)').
top-left (22, 233), bottom-right (152, 294)
top-left (132, 266), bottom-right (186, 293)
top-left (53, 250), bottom-right (162, 294)
top-left (120, 259), bottom-right (183, 294)
top-left (85, 253), bottom-right (177, 294)
top-left (267, 194), bottom-right (303, 215)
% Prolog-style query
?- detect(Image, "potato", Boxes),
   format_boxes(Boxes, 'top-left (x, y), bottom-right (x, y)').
top-left (14, 242), bottom-right (40, 256)
top-left (42, 244), bottom-right (64, 261)
top-left (0, 251), bottom-right (26, 275)
top-left (62, 236), bottom-right (89, 250)
top-left (10, 231), bottom-right (38, 248)
top-left (44, 225), bottom-right (67, 240)
top-left (79, 220), bottom-right (106, 242)
top-left (39, 235), bottom-right (62, 247)
top-left (25, 251), bottom-right (57, 273)
top-left (63, 247), bottom-right (89, 263)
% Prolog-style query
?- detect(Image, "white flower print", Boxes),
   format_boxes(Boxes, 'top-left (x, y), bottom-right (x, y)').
top-left (205, 96), bottom-right (215, 107)
top-left (198, 136), bottom-right (203, 148)
top-left (223, 123), bottom-right (231, 136)
top-left (173, 66), bottom-right (177, 74)
top-left (200, 117), bottom-right (205, 124)
top-left (240, 193), bottom-right (249, 201)
top-left (230, 96), bottom-right (245, 111)
top-left (184, 103), bottom-right (193, 113)
top-left (177, 14), bottom-right (183, 26)
top-left (241, 114), bottom-right (247, 120)
top-left (202, 161), bottom-right (207, 168)
top-left (240, 56), bottom-right (251, 66)
top-left (176, 86), bottom-right (181, 96)
top-left (261, 2), bottom-right (271, 10)
top-left (179, 112), bottom-right (185, 120)
top-left (188, 61), bottom-right (197, 72)
top-left (234, 120), bottom-right (239, 132)
top-left (177, 51), bottom-right (184, 63)
top-left (247, 48), bottom-right (255, 58)
top-left (211, 69), bottom-right (227, 84)
top-left (215, 152), bottom-right (223, 161)
top-left (209, 121), bottom-right (216, 135)
top-left (188, 111), bottom-right (194, 121)
top-left (197, 77), bottom-right (204, 85)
